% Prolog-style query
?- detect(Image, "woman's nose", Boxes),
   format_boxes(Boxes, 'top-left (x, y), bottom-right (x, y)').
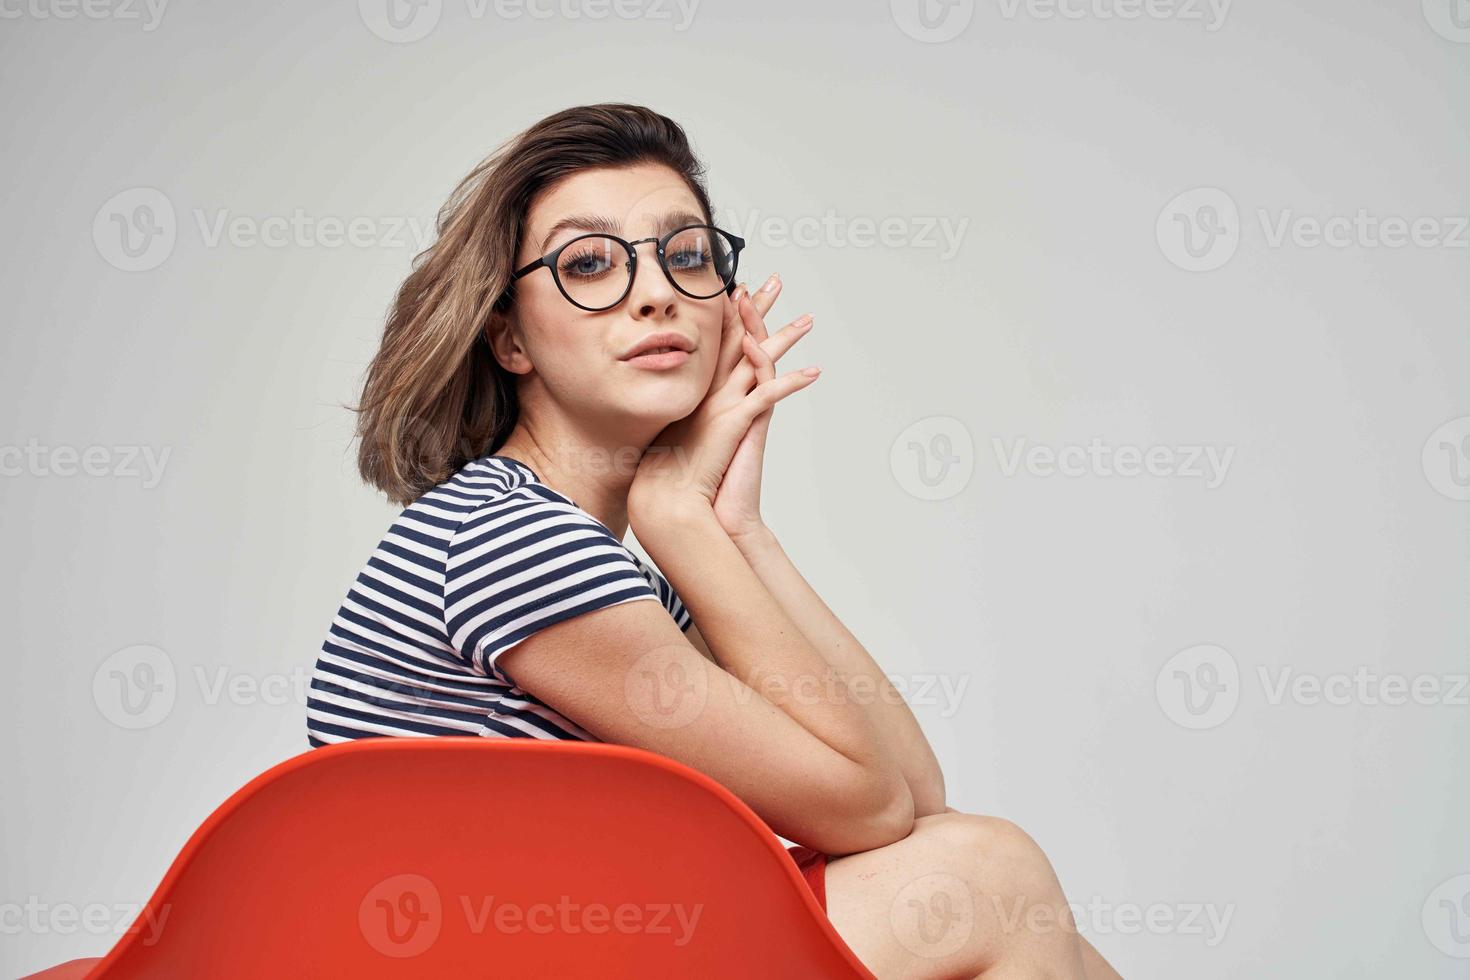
top-left (626, 245), bottom-right (678, 316)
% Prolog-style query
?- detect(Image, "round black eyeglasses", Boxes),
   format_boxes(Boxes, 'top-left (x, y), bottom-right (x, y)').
top-left (507, 224), bottom-right (746, 313)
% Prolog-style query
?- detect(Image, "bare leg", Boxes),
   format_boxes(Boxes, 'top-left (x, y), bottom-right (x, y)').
top-left (823, 811), bottom-right (1094, 979)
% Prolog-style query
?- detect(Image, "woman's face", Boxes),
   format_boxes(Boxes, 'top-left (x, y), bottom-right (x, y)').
top-left (494, 161), bottom-right (727, 444)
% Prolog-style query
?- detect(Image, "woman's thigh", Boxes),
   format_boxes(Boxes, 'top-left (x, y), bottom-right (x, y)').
top-left (821, 811), bottom-right (1087, 980)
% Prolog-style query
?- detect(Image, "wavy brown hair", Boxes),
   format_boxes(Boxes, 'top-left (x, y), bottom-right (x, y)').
top-left (350, 103), bottom-right (716, 506)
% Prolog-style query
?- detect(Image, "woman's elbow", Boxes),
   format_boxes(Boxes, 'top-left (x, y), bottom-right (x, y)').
top-left (870, 777), bottom-right (917, 846)
top-left (911, 768), bottom-right (948, 819)
top-left (825, 770), bottom-right (915, 856)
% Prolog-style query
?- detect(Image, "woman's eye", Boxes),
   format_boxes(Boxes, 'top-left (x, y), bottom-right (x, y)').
top-left (560, 252), bottom-right (611, 278)
top-left (668, 248), bottom-right (710, 270)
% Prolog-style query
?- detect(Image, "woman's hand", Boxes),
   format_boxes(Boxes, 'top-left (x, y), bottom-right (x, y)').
top-left (629, 276), bottom-right (818, 525)
top-left (712, 276), bottom-right (814, 542)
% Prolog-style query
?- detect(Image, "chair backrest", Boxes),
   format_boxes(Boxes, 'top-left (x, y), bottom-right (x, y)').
top-left (86, 737), bottom-right (875, 978)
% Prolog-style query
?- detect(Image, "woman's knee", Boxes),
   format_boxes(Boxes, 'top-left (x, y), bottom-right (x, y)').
top-left (918, 811), bottom-right (1067, 900)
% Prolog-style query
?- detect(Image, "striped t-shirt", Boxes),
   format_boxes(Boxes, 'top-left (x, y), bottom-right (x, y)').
top-left (306, 453), bottom-right (693, 746)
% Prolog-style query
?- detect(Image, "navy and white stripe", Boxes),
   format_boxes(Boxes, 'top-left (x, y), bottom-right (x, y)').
top-left (306, 454), bottom-right (693, 746)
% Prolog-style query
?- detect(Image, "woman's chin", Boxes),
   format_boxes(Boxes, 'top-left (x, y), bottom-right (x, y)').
top-left (617, 390), bottom-right (703, 426)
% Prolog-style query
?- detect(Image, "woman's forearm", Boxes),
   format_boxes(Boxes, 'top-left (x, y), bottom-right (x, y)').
top-left (729, 524), bottom-right (949, 817)
top-left (633, 497), bottom-right (916, 839)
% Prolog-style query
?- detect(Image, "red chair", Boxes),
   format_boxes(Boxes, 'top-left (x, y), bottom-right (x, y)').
top-left (23, 737), bottom-right (875, 979)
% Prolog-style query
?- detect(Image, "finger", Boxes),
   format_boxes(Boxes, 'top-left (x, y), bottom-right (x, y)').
top-left (740, 331), bottom-right (776, 389)
top-left (714, 284), bottom-right (749, 380)
top-left (741, 365), bottom-right (821, 422)
top-left (727, 313), bottom-right (814, 390)
top-left (718, 328), bottom-right (769, 400)
top-left (748, 273), bottom-right (781, 323)
top-left (736, 334), bottom-right (781, 439)
top-left (737, 282), bottom-right (772, 344)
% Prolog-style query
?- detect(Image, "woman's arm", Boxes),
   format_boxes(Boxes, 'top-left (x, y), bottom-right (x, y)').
top-left (635, 498), bottom-right (917, 838)
top-left (497, 496), bottom-right (916, 857)
top-left (718, 524), bottom-right (948, 817)
top-left (691, 277), bottom-right (947, 816)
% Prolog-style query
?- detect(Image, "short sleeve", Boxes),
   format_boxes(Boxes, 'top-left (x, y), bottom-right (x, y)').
top-left (442, 497), bottom-right (663, 683)
top-left (630, 552), bottom-right (694, 633)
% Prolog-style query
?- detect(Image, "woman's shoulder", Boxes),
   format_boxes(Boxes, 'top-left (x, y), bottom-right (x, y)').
top-left (407, 454), bottom-right (540, 518)
top-left (433, 456), bottom-right (620, 555)
top-left (422, 453), bottom-right (694, 637)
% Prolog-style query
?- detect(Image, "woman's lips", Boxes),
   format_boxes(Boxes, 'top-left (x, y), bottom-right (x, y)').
top-left (622, 349), bottom-right (691, 370)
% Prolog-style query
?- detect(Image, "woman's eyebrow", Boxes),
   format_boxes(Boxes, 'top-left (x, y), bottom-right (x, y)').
top-left (537, 210), bottom-right (707, 253)
top-left (655, 210), bottom-right (707, 235)
top-left (538, 213), bottom-right (621, 253)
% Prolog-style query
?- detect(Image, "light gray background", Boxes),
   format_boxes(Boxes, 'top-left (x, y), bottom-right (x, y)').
top-left (3, 1), bottom-right (1467, 976)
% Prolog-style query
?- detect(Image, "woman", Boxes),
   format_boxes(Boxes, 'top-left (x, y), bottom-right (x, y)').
top-left (307, 103), bottom-right (1122, 980)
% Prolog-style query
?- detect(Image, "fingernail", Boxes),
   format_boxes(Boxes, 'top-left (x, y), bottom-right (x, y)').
top-left (794, 314), bottom-right (813, 329)
top-left (802, 366), bottom-right (821, 377)
top-left (761, 274), bottom-right (779, 292)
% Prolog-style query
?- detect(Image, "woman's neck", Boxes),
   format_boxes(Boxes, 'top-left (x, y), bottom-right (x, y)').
top-left (494, 428), bottom-right (646, 540)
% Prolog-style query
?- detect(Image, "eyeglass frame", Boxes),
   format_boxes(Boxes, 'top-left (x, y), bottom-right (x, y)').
top-left (506, 223), bottom-right (747, 313)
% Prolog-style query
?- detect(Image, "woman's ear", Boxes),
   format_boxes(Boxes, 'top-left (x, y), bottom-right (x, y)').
top-left (486, 310), bottom-right (533, 376)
